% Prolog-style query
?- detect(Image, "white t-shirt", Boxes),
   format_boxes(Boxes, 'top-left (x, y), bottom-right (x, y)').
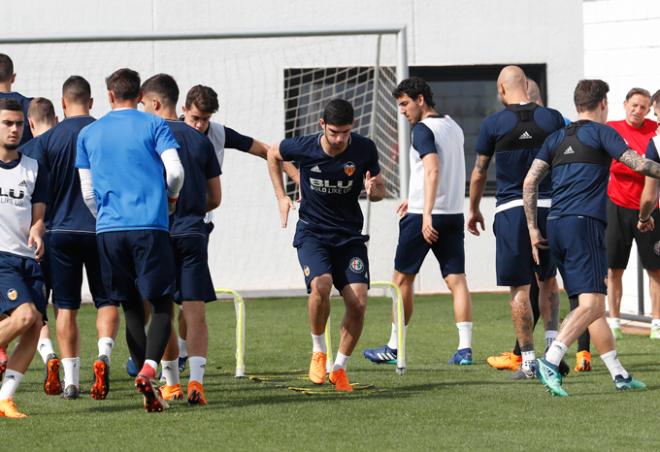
top-left (407, 115), bottom-right (465, 215)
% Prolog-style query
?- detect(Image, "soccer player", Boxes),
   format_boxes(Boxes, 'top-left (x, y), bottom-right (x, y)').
top-left (524, 79), bottom-right (658, 397)
top-left (267, 99), bottom-right (385, 391)
top-left (19, 97), bottom-right (62, 395)
top-left (486, 78), bottom-right (592, 375)
top-left (24, 77), bottom-right (120, 401)
top-left (468, 66), bottom-right (565, 378)
top-left (140, 74), bottom-right (220, 405)
top-left (0, 54), bottom-right (33, 145)
top-left (0, 98), bottom-right (48, 417)
top-left (363, 77), bottom-right (474, 366)
top-left (76, 68), bottom-right (184, 412)
top-left (605, 88), bottom-right (660, 339)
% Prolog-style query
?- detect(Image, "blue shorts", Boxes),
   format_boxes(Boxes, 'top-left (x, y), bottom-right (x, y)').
top-left (394, 213), bottom-right (465, 277)
top-left (548, 216), bottom-right (607, 298)
top-left (0, 251), bottom-right (47, 318)
top-left (48, 232), bottom-right (114, 310)
top-left (493, 206), bottom-right (556, 287)
top-left (171, 234), bottom-right (216, 304)
top-left (296, 237), bottom-right (370, 294)
top-left (97, 230), bottom-right (176, 306)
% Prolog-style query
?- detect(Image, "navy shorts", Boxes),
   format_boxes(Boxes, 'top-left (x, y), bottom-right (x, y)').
top-left (493, 206), bottom-right (556, 287)
top-left (171, 234), bottom-right (216, 304)
top-left (296, 237), bottom-right (370, 294)
top-left (0, 251), bottom-right (47, 318)
top-left (48, 232), bottom-right (114, 310)
top-left (548, 216), bottom-right (607, 298)
top-left (394, 213), bottom-right (465, 277)
top-left (97, 230), bottom-right (176, 306)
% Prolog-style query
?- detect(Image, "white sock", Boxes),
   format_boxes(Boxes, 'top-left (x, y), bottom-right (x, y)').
top-left (177, 336), bottom-right (188, 358)
top-left (37, 338), bottom-right (55, 364)
top-left (608, 317), bottom-right (621, 329)
top-left (311, 333), bottom-right (326, 353)
top-left (97, 337), bottom-right (114, 360)
top-left (521, 350), bottom-right (536, 366)
top-left (456, 322), bottom-right (472, 349)
top-left (652, 319), bottom-right (660, 328)
top-left (0, 369), bottom-right (23, 400)
top-left (544, 330), bottom-right (558, 349)
top-left (160, 360), bottom-right (180, 386)
top-left (188, 356), bottom-right (206, 384)
top-left (144, 359), bottom-right (158, 374)
top-left (600, 350), bottom-right (628, 380)
top-left (545, 340), bottom-right (568, 366)
top-left (387, 322), bottom-right (407, 350)
top-left (333, 352), bottom-right (350, 371)
top-left (62, 357), bottom-right (80, 388)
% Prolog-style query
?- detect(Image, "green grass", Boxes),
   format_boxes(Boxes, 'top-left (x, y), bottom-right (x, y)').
top-left (2, 293), bottom-right (658, 451)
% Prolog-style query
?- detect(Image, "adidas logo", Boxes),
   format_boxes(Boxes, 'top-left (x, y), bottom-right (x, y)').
top-left (519, 131), bottom-right (533, 140)
top-left (18, 180), bottom-right (27, 187)
top-left (311, 165), bottom-right (322, 173)
top-left (563, 146), bottom-right (575, 155)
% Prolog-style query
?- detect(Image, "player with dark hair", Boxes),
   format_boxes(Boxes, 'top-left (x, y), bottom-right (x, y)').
top-left (468, 66), bottom-right (565, 378)
top-left (141, 73), bottom-right (220, 405)
top-left (0, 98), bottom-right (48, 417)
top-left (525, 79), bottom-right (657, 396)
top-left (0, 54), bottom-right (33, 145)
top-left (22, 76), bottom-right (120, 401)
top-left (76, 68), bottom-right (184, 412)
top-left (268, 99), bottom-right (385, 391)
top-left (604, 87), bottom-right (660, 339)
top-left (363, 77), bottom-right (474, 366)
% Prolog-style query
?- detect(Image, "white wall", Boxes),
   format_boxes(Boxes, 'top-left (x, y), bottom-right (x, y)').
top-left (584, 0), bottom-right (660, 315)
top-left (0, 0), bottom-right (584, 295)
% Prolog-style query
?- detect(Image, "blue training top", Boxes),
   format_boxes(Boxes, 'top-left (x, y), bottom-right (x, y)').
top-left (536, 120), bottom-right (628, 223)
top-left (75, 109), bottom-right (180, 233)
top-left (167, 120), bottom-right (221, 236)
top-left (21, 116), bottom-right (96, 233)
top-left (280, 133), bottom-right (380, 247)
top-left (475, 103), bottom-right (565, 205)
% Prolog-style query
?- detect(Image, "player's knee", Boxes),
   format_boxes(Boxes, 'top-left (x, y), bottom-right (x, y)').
top-left (12, 304), bottom-right (39, 330)
top-left (444, 274), bottom-right (467, 292)
top-left (393, 271), bottom-right (414, 289)
top-left (310, 275), bottom-right (333, 297)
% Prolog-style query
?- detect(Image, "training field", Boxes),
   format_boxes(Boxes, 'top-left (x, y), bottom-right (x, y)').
top-left (2, 293), bottom-right (658, 451)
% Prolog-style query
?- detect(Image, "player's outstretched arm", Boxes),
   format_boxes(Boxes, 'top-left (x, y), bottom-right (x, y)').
top-left (638, 176), bottom-right (659, 232)
top-left (523, 159), bottom-right (550, 265)
top-left (620, 149), bottom-right (660, 179)
top-left (249, 138), bottom-right (300, 185)
top-left (267, 142), bottom-right (295, 228)
top-left (29, 202), bottom-right (46, 261)
top-left (205, 176), bottom-right (221, 212)
top-left (467, 155), bottom-right (490, 236)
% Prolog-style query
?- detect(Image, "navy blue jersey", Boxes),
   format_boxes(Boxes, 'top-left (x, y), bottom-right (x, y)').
top-left (21, 116), bottom-right (96, 232)
top-left (280, 133), bottom-right (380, 245)
top-left (536, 120), bottom-right (628, 223)
top-left (476, 103), bottom-right (565, 205)
top-left (0, 92), bottom-right (33, 145)
top-left (646, 138), bottom-right (660, 162)
top-left (168, 120), bottom-right (221, 236)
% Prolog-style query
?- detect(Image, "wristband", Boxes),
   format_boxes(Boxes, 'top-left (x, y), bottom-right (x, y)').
top-left (639, 216), bottom-right (651, 224)
top-left (168, 196), bottom-right (178, 204)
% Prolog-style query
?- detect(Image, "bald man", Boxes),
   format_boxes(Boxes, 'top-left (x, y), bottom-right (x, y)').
top-left (468, 66), bottom-right (567, 378)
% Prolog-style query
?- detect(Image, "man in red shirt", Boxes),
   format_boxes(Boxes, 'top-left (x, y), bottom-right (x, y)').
top-left (607, 87), bottom-right (660, 339)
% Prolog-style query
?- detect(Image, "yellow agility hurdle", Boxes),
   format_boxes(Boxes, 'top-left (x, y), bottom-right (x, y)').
top-left (215, 288), bottom-right (246, 378)
top-left (324, 280), bottom-right (405, 375)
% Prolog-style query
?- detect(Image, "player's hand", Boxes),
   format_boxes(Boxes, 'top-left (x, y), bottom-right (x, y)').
top-left (422, 214), bottom-right (439, 244)
top-left (467, 210), bottom-right (485, 236)
top-left (638, 216), bottom-right (655, 232)
top-left (168, 197), bottom-right (178, 215)
top-left (28, 233), bottom-right (45, 262)
top-left (278, 195), bottom-right (295, 228)
top-left (529, 227), bottom-right (549, 265)
top-left (396, 200), bottom-right (409, 219)
top-left (364, 171), bottom-right (376, 198)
